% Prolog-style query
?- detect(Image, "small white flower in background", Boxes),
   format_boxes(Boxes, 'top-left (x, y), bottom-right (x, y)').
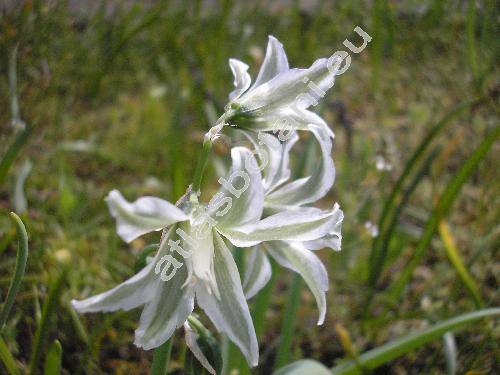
top-left (149, 85), bottom-right (167, 98)
top-left (375, 154), bottom-right (393, 171)
top-left (364, 221), bottom-right (379, 237)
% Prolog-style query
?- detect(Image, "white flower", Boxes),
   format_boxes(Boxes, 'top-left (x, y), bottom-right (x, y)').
top-left (239, 125), bottom-right (343, 325)
top-left (364, 221), bottom-right (379, 237)
top-left (224, 36), bottom-right (335, 139)
top-left (72, 148), bottom-right (341, 367)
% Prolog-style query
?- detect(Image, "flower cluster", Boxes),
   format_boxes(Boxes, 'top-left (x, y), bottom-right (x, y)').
top-left (72, 36), bottom-right (343, 371)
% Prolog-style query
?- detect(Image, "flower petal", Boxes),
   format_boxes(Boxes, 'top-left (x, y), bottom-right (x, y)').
top-left (265, 241), bottom-right (329, 324)
top-left (251, 35), bottom-right (289, 89)
top-left (266, 124), bottom-right (335, 207)
top-left (195, 231), bottom-right (259, 367)
top-left (219, 204), bottom-right (341, 247)
top-left (229, 59), bottom-right (252, 101)
top-left (212, 147), bottom-right (264, 228)
top-left (134, 256), bottom-right (195, 350)
top-left (237, 107), bottom-right (334, 140)
top-left (243, 247), bottom-right (272, 299)
top-left (184, 322), bottom-right (217, 375)
top-left (181, 221), bottom-right (219, 297)
top-left (302, 204), bottom-right (343, 251)
top-left (274, 359), bottom-right (331, 375)
top-left (106, 189), bottom-right (188, 243)
top-left (71, 226), bottom-right (176, 313)
top-left (235, 57), bottom-right (335, 114)
top-left (241, 130), bottom-right (299, 193)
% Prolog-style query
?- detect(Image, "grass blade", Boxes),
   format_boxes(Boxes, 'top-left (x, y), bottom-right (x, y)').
top-left (0, 213), bottom-right (29, 331)
top-left (0, 335), bottom-right (19, 375)
top-left (8, 45), bottom-right (25, 131)
top-left (0, 127), bottom-right (33, 188)
top-left (151, 339), bottom-right (173, 375)
top-left (43, 340), bottom-right (62, 375)
top-left (13, 159), bottom-right (32, 214)
top-left (28, 270), bottom-right (66, 374)
top-left (65, 300), bottom-right (90, 346)
top-left (368, 100), bottom-right (477, 288)
top-left (438, 221), bottom-right (484, 308)
top-left (252, 259), bottom-right (278, 339)
top-left (331, 308), bottom-right (500, 374)
top-left (389, 126), bottom-right (499, 299)
top-left (274, 274), bottom-right (302, 369)
top-left (365, 147), bottom-right (439, 309)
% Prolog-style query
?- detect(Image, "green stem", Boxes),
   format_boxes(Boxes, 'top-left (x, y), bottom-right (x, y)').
top-left (0, 213), bottom-right (29, 331)
top-left (151, 338), bottom-right (173, 375)
top-left (274, 274), bottom-right (302, 369)
top-left (252, 260), bottom-right (278, 339)
top-left (192, 137), bottom-right (213, 194)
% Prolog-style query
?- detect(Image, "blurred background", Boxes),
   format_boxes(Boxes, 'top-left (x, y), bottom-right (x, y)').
top-left (0, 0), bottom-right (498, 374)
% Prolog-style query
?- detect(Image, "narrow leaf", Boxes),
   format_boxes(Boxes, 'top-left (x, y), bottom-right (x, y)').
top-left (368, 100), bottom-right (478, 288)
top-left (0, 127), bottom-right (32, 187)
top-left (365, 147), bottom-right (438, 307)
top-left (0, 335), bottom-right (19, 375)
top-left (43, 340), bottom-right (62, 375)
top-left (389, 126), bottom-right (499, 299)
top-left (331, 308), bottom-right (500, 374)
top-left (28, 270), bottom-right (66, 374)
top-left (0, 213), bottom-right (29, 331)
top-left (274, 274), bottom-right (301, 369)
top-left (438, 221), bottom-right (483, 308)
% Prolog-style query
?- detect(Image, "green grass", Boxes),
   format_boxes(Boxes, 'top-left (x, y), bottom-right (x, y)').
top-left (0, 1), bottom-right (498, 374)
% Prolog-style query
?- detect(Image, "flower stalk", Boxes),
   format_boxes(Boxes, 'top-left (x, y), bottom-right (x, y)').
top-left (192, 136), bottom-right (213, 195)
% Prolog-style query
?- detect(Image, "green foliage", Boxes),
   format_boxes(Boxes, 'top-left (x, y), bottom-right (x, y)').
top-left (367, 100), bottom-right (478, 291)
top-left (184, 317), bottom-right (223, 375)
top-left (331, 308), bottom-right (500, 374)
top-left (0, 1), bottom-right (497, 373)
top-left (389, 126), bottom-right (499, 300)
top-left (134, 243), bottom-right (159, 273)
top-left (43, 340), bottom-right (62, 375)
top-left (151, 339), bottom-right (173, 375)
top-left (28, 270), bottom-right (66, 374)
top-left (0, 127), bottom-right (32, 187)
top-left (0, 335), bottom-right (19, 375)
top-left (0, 213), bottom-right (28, 331)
